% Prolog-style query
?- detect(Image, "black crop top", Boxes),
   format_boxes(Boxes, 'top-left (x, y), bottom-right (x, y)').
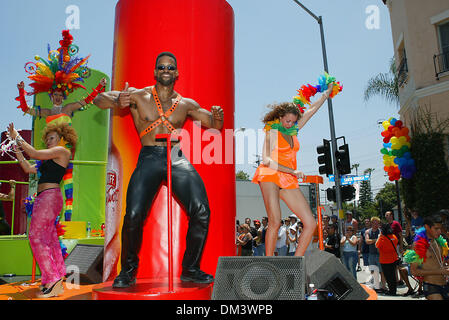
top-left (38, 160), bottom-right (66, 184)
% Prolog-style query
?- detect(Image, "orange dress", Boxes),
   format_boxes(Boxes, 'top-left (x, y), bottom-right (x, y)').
top-left (252, 131), bottom-right (300, 189)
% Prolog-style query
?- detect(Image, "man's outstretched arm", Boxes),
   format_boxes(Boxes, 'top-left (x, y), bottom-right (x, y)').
top-left (93, 82), bottom-right (133, 110)
top-left (187, 99), bottom-right (224, 130)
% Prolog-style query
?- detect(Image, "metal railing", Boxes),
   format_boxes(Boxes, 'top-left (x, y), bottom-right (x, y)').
top-left (0, 178), bottom-right (29, 236)
top-left (0, 159), bottom-right (107, 236)
top-left (433, 50), bottom-right (449, 80)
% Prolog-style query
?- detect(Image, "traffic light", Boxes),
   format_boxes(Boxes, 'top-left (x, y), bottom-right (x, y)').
top-left (317, 139), bottom-right (333, 176)
top-left (326, 187), bottom-right (336, 202)
top-left (341, 185), bottom-right (356, 201)
top-left (335, 143), bottom-right (351, 175)
top-left (326, 185), bottom-right (355, 202)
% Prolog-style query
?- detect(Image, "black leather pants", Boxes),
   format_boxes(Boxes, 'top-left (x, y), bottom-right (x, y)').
top-left (120, 146), bottom-right (210, 278)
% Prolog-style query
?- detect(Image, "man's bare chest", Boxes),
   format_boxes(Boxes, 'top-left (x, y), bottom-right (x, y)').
top-left (424, 242), bottom-right (443, 267)
top-left (132, 94), bottom-right (189, 128)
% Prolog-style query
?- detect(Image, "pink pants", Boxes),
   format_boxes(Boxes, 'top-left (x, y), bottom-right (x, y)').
top-left (29, 188), bottom-right (66, 285)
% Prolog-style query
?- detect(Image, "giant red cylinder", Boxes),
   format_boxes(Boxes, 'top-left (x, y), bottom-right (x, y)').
top-left (107, 0), bottom-right (235, 281)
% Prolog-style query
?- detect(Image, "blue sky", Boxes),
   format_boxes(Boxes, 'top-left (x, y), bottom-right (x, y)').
top-left (1, 0), bottom-right (398, 202)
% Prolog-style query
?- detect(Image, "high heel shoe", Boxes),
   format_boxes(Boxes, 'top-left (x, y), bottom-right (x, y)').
top-left (36, 279), bottom-right (64, 298)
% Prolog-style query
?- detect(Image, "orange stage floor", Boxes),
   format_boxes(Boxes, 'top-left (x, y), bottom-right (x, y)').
top-left (0, 280), bottom-right (376, 300)
top-left (0, 280), bottom-right (94, 300)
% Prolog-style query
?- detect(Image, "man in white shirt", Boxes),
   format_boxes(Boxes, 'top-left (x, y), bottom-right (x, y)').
top-left (276, 220), bottom-right (288, 256)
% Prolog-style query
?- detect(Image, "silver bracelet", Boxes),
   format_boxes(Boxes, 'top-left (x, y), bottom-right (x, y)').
top-left (15, 135), bottom-right (25, 145)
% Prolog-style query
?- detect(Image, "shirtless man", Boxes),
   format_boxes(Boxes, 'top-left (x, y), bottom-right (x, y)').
top-left (410, 214), bottom-right (449, 300)
top-left (94, 51), bottom-right (223, 287)
top-left (17, 78), bottom-right (107, 118)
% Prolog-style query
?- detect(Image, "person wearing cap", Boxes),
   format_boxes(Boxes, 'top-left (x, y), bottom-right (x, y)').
top-left (330, 215), bottom-right (339, 232)
top-left (275, 220), bottom-right (288, 256)
top-left (289, 214), bottom-right (298, 228)
top-left (344, 211), bottom-right (358, 234)
top-left (344, 211), bottom-right (360, 271)
top-left (287, 224), bottom-right (297, 256)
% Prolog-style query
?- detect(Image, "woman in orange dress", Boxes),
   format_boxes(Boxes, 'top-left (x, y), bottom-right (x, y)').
top-left (252, 83), bottom-right (334, 256)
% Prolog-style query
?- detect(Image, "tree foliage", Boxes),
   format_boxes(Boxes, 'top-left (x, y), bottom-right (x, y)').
top-left (375, 182), bottom-right (397, 213)
top-left (363, 58), bottom-right (399, 106)
top-left (358, 168), bottom-right (374, 208)
top-left (236, 170), bottom-right (250, 181)
top-left (401, 107), bottom-right (449, 216)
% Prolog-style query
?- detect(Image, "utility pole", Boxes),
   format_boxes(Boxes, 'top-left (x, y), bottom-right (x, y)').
top-left (292, 0), bottom-right (344, 229)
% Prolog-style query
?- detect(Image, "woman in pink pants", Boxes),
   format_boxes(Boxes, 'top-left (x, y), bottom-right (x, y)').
top-left (8, 121), bottom-right (77, 298)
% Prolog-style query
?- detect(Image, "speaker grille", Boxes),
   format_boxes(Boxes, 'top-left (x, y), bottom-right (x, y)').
top-left (305, 249), bottom-right (369, 300)
top-left (64, 244), bottom-right (103, 284)
top-left (212, 257), bottom-right (305, 300)
top-left (65, 245), bottom-right (103, 273)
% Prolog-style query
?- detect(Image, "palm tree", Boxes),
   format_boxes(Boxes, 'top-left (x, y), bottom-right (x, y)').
top-left (363, 58), bottom-right (399, 106)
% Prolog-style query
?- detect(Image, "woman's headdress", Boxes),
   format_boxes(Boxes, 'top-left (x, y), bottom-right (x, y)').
top-left (24, 29), bottom-right (91, 99)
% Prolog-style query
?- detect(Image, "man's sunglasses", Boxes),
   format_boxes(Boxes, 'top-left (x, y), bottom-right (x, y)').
top-left (157, 65), bottom-right (177, 71)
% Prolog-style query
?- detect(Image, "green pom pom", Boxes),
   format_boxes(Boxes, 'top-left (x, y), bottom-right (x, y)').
top-left (403, 250), bottom-right (423, 265)
top-left (435, 235), bottom-right (447, 247)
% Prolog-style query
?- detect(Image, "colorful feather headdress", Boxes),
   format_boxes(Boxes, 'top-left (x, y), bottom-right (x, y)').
top-left (24, 29), bottom-right (91, 99)
top-left (293, 72), bottom-right (342, 114)
top-left (263, 73), bottom-right (343, 136)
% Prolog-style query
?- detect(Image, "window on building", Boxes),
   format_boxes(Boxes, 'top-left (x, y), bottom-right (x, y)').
top-left (438, 21), bottom-right (449, 53)
top-left (397, 43), bottom-right (408, 86)
top-left (435, 20), bottom-right (449, 76)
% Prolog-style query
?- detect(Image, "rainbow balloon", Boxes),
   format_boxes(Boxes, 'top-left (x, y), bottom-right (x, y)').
top-left (380, 117), bottom-right (416, 180)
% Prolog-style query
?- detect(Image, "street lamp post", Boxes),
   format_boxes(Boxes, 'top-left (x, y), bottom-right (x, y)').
top-left (291, 0), bottom-right (344, 224)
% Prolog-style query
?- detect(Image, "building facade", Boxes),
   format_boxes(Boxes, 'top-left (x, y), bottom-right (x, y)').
top-left (383, 0), bottom-right (449, 133)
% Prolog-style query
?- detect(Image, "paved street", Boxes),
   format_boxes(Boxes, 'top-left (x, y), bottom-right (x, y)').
top-left (356, 263), bottom-right (424, 300)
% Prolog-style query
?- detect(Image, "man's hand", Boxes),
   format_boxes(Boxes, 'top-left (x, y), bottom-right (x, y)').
top-left (118, 82), bottom-right (131, 108)
top-left (211, 105), bottom-right (223, 121)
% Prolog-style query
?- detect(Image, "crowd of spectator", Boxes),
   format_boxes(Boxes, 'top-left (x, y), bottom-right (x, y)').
top-left (236, 207), bottom-right (449, 299)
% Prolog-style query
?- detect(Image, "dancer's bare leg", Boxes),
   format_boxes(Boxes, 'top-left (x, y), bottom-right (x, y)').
top-left (259, 182), bottom-right (282, 256)
top-left (280, 188), bottom-right (316, 256)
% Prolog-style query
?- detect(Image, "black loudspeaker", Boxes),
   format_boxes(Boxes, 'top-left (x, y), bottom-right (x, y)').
top-left (212, 256), bottom-right (305, 300)
top-left (305, 249), bottom-right (369, 300)
top-left (64, 244), bottom-right (104, 284)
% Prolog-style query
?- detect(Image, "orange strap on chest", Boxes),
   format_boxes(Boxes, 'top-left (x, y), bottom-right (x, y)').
top-left (139, 86), bottom-right (182, 138)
